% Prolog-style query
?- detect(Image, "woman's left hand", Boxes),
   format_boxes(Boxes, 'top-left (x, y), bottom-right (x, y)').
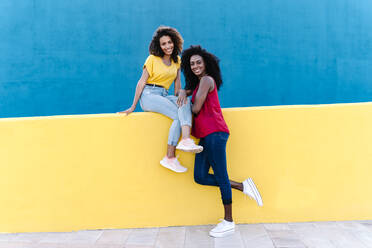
top-left (117, 106), bottom-right (135, 115)
top-left (177, 89), bottom-right (188, 106)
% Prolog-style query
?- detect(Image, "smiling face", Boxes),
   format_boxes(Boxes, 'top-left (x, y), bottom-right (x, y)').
top-left (159, 35), bottom-right (174, 56)
top-left (190, 54), bottom-right (206, 78)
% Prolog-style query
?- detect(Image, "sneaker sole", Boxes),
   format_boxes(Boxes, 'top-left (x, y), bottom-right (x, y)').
top-left (160, 160), bottom-right (187, 173)
top-left (248, 178), bottom-right (263, 206)
top-left (176, 145), bottom-right (203, 153)
top-left (209, 228), bottom-right (235, 238)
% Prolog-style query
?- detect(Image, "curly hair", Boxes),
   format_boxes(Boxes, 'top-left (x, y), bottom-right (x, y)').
top-left (181, 45), bottom-right (223, 91)
top-left (149, 26), bottom-right (183, 64)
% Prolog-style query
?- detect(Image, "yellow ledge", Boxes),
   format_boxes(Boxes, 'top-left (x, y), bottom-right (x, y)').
top-left (1, 103), bottom-right (372, 233)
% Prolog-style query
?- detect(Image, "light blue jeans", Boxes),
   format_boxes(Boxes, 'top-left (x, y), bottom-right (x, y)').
top-left (139, 85), bottom-right (192, 146)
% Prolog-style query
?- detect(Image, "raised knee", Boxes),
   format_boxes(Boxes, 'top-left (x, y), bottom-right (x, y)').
top-left (194, 174), bottom-right (205, 185)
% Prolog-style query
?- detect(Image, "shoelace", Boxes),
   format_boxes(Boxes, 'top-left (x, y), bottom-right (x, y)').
top-left (216, 219), bottom-right (226, 227)
top-left (182, 138), bottom-right (192, 146)
top-left (172, 156), bottom-right (182, 167)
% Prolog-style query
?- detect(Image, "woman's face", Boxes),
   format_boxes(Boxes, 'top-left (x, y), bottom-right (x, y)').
top-left (190, 55), bottom-right (206, 77)
top-left (159, 35), bottom-right (174, 56)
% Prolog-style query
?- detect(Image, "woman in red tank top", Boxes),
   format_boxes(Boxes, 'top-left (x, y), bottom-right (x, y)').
top-left (179, 46), bottom-right (263, 238)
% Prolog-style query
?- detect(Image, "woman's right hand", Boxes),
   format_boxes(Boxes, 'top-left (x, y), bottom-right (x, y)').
top-left (117, 106), bottom-right (135, 115)
top-left (177, 89), bottom-right (187, 106)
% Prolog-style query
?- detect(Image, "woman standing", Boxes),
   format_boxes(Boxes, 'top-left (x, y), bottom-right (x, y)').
top-left (180, 45), bottom-right (263, 238)
top-left (118, 26), bottom-right (202, 173)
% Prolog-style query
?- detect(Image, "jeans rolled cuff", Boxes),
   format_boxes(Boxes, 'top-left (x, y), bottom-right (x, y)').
top-left (222, 198), bottom-right (232, 205)
top-left (180, 121), bottom-right (192, 127)
top-left (168, 140), bottom-right (178, 146)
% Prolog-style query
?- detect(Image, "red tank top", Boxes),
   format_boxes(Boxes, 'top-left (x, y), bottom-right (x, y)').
top-left (191, 82), bottom-right (230, 138)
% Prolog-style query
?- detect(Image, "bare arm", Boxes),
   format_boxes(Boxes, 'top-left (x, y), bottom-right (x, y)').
top-left (118, 68), bottom-right (149, 115)
top-left (177, 88), bottom-right (193, 106)
top-left (192, 76), bottom-right (214, 115)
top-left (174, 69), bottom-right (181, 96)
top-left (175, 69), bottom-right (194, 106)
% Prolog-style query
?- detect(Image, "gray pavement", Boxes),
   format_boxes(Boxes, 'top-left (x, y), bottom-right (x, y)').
top-left (0, 220), bottom-right (372, 248)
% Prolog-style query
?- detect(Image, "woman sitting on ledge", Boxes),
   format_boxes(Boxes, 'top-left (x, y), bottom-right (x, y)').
top-left (180, 45), bottom-right (263, 238)
top-left (118, 26), bottom-right (202, 173)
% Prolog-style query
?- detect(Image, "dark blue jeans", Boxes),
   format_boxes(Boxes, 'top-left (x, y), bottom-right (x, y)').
top-left (194, 132), bottom-right (232, 205)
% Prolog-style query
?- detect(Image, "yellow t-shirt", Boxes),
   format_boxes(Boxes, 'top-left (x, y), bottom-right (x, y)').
top-left (143, 55), bottom-right (181, 90)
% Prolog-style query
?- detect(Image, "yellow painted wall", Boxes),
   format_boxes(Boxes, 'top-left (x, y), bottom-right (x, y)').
top-left (1, 103), bottom-right (372, 233)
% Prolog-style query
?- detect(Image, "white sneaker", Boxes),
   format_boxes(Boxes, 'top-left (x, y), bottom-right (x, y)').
top-left (243, 178), bottom-right (263, 206)
top-left (160, 156), bottom-right (187, 173)
top-left (176, 138), bottom-right (203, 153)
top-left (209, 219), bottom-right (235, 238)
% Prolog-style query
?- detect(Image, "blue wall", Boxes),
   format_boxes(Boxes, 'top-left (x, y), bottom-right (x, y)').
top-left (1, 0), bottom-right (372, 118)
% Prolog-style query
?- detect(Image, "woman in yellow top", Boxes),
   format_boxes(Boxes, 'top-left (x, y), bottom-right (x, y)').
top-left (118, 26), bottom-right (202, 173)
